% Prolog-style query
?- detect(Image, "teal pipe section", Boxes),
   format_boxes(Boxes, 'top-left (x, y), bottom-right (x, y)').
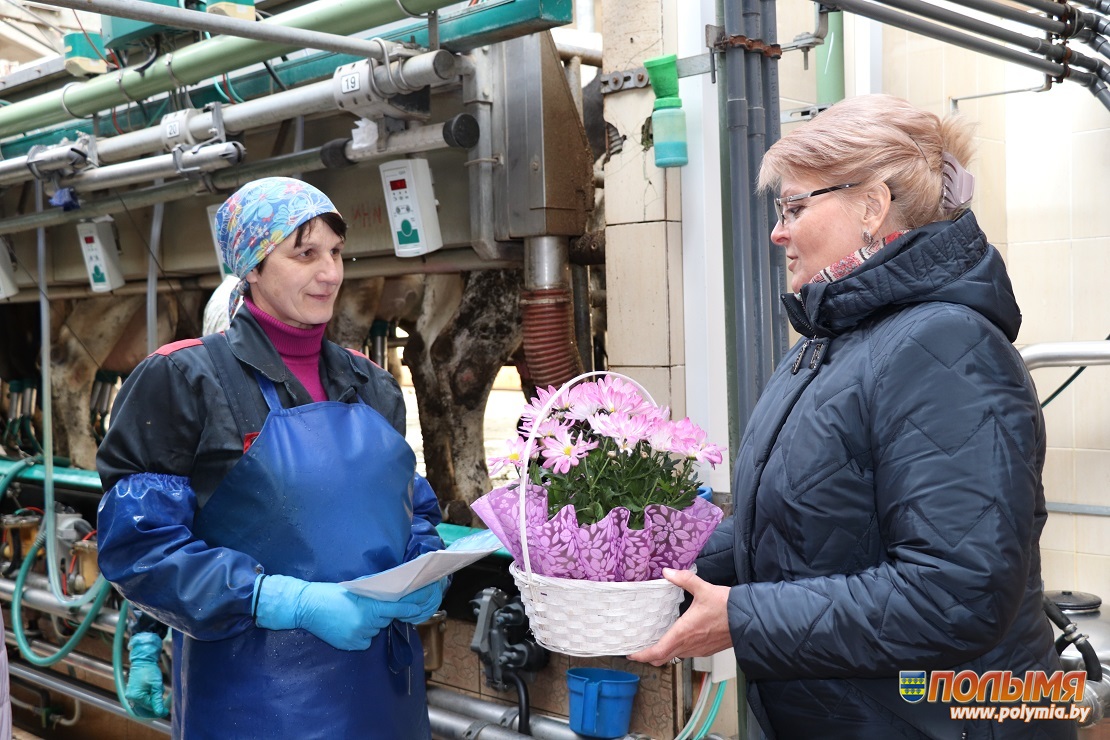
top-left (11, 532), bottom-right (112, 667)
top-left (816, 11), bottom-right (845, 105)
top-left (0, 457), bottom-right (102, 493)
top-left (0, 0), bottom-right (452, 137)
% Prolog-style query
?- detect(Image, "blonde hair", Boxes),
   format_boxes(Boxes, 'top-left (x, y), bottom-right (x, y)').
top-left (758, 94), bottom-right (976, 228)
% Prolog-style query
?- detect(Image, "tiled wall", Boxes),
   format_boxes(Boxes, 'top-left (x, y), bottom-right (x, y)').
top-left (1004, 75), bottom-right (1110, 599)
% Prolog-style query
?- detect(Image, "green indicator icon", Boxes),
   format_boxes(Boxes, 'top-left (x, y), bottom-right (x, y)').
top-left (397, 219), bottom-right (420, 246)
top-left (91, 265), bottom-right (107, 284)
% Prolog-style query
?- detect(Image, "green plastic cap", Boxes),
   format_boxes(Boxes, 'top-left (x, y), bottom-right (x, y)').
top-left (643, 53), bottom-right (679, 98)
top-left (653, 97), bottom-right (683, 110)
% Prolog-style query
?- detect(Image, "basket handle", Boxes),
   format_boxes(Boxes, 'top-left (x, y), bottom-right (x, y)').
top-left (516, 371), bottom-right (657, 581)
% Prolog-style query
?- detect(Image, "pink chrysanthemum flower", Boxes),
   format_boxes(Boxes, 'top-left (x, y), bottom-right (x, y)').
top-left (487, 436), bottom-right (530, 476)
top-left (540, 427), bottom-right (598, 474)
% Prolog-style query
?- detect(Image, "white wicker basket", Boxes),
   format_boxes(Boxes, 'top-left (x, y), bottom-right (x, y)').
top-left (512, 371), bottom-right (688, 657)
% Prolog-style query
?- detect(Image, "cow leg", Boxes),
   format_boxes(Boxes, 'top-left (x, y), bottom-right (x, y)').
top-left (51, 295), bottom-right (146, 469)
top-left (404, 269), bottom-right (522, 523)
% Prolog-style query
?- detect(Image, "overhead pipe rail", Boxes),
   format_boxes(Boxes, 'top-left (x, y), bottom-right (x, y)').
top-left (0, 50), bottom-right (457, 190)
top-left (34, 0), bottom-right (415, 61)
top-left (0, 0), bottom-right (458, 137)
top-left (819, 0), bottom-right (1110, 110)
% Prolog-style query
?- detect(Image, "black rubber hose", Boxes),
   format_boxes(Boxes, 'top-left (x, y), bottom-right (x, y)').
top-left (507, 671), bottom-right (530, 736)
top-left (1044, 596), bottom-right (1103, 683)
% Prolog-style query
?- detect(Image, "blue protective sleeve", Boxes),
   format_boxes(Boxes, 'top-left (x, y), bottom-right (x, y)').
top-left (404, 474), bottom-right (444, 562)
top-left (97, 473), bottom-right (261, 641)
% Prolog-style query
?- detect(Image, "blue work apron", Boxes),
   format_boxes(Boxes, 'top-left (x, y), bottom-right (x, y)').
top-left (175, 354), bottom-right (428, 739)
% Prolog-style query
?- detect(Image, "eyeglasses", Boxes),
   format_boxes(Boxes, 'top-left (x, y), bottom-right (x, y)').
top-left (773, 183), bottom-right (861, 226)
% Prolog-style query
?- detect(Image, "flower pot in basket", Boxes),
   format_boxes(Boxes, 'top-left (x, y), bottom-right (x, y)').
top-left (472, 371), bottom-right (725, 657)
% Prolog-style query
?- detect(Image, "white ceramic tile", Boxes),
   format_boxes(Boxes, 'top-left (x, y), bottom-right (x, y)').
top-left (1027, 365), bottom-right (1074, 449)
top-left (609, 364), bottom-right (681, 412)
top-left (1042, 549), bottom-right (1077, 591)
top-left (1075, 449), bottom-right (1110, 507)
top-left (1071, 130), bottom-right (1110, 240)
top-left (1076, 515), bottom-right (1110, 557)
top-left (606, 222), bottom-right (673, 367)
top-left (1006, 115), bottom-right (1072, 246)
top-left (907, 46), bottom-right (944, 113)
top-left (1073, 370), bottom-right (1110, 451)
top-left (1006, 241), bottom-right (1072, 345)
top-left (1041, 512), bottom-right (1076, 552)
top-left (972, 137), bottom-right (1006, 246)
top-left (1072, 238), bottom-right (1110, 341)
top-left (1042, 448), bottom-right (1076, 505)
top-left (1075, 553), bottom-right (1110, 598)
top-left (666, 219), bottom-right (685, 366)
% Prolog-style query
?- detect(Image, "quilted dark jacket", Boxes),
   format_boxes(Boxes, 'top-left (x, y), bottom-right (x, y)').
top-left (697, 212), bottom-right (1075, 739)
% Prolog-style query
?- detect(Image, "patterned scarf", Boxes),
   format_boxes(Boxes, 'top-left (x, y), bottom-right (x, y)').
top-left (214, 177), bottom-right (339, 320)
top-left (809, 230), bottom-right (909, 285)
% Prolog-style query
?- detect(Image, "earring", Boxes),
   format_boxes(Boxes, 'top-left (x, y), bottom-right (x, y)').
top-left (862, 229), bottom-right (875, 247)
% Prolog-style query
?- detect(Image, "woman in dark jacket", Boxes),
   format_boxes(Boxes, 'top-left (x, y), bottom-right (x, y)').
top-left (630, 95), bottom-right (1076, 739)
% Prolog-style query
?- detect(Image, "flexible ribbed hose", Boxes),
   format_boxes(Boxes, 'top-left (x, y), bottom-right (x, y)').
top-left (520, 288), bottom-right (583, 389)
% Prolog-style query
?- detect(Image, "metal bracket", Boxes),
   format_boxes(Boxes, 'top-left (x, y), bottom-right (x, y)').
top-left (707, 24), bottom-right (783, 58)
top-left (781, 103), bottom-right (833, 125)
top-left (599, 67), bottom-right (650, 94)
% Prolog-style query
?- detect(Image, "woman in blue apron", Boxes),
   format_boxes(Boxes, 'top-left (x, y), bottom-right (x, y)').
top-left (96, 177), bottom-right (447, 739)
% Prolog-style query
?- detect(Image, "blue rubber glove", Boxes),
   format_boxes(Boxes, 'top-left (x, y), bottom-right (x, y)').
top-left (398, 577), bottom-right (449, 625)
top-left (126, 632), bottom-right (168, 718)
top-left (254, 574), bottom-right (423, 651)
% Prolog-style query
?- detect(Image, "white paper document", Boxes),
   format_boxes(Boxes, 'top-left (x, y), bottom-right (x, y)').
top-left (340, 529), bottom-right (502, 601)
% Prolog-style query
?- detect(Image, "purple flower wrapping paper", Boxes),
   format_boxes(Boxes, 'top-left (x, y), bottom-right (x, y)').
top-left (471, 483), bottom-right (724, 582)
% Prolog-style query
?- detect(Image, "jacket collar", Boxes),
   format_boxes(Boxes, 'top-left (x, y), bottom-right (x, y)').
top-left (223, 310), bottom-right (370, 404)
top-left (783, 210), bottom-right (1021, 341)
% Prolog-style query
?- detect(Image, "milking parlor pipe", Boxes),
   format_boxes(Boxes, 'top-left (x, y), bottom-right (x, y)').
top-left (1019, 341), bottom-right (1110, 370)
top-left (823, 0), bottom-right (1110, 110)
top-left (35, 0), bottom-right (413, 61)
top-left (521, 236), bottom-right (583, 388)
top-left (873, 0), bottom-right (1110, 79)
top-left (34, 179), bottom-right (111, 608)
top-left (0, 117), bottom-right (466, 237)
top-left (0, 0), bottom-right (456, 137)
top-left (0, 50), bottom-right (456, 185)
top-left (426, 687), bottom-right (583, 740)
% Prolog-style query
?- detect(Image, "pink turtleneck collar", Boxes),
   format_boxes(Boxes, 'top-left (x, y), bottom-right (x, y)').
top-left (245, 299), bottom-right (328, 402)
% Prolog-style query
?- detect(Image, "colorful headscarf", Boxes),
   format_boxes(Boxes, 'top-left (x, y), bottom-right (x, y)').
top-left (215, 177), bottom-right (339, 319)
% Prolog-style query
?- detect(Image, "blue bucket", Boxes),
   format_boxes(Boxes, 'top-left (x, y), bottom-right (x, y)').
top-left (566, 668), bottom-right (640, 739)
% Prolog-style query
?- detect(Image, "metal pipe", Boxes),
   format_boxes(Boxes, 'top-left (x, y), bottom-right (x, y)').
top-left (877, 0), bottom-right (1104, 71)
top-left (824, 0), bottom-right (1095, 83)
top-left (1006, 0), bottom-right (1071, 18)
top-left (343, 116), bottom-right (475, 162)
top-left (554, 41), bottom-right (602, 68)
top-left (98, 79), bottom-right (338, 162)
top-left (35, 0), bottom-right (406, 60)
top-left (0, 274), bottom-right (223, 304)
top-left (146, 187), bottom-right (164, 355)
top-left (761, 0), bottom-right (788, 371)
top-left (0, 50), bottom-right (455, 186)
top-left (946, 0), bottom-right (1065, 34)
top-left (0, 0), bottom-right (454, 137)
top-left (0, 144), bottom-right (331, 237)
top-left (523, 236), bottom-right (569, 291)
top-left (0, 574), bottom-right (122, 633)
top-left (1019, 341), bottom-right (1110, 370)
top-left (429, 706), bottom-right (535, 740)
top-left (4, 630), bottom-right (117, 684)
top-left (427, 687), bottom-right (583, 740)
top-left (59, 142), bottom-right (245, 192)
top-left (8, 662), bottom-right (172, 734)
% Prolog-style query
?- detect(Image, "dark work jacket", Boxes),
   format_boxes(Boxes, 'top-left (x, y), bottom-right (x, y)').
top-left (697, 212), bottom-right (1075, 739)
